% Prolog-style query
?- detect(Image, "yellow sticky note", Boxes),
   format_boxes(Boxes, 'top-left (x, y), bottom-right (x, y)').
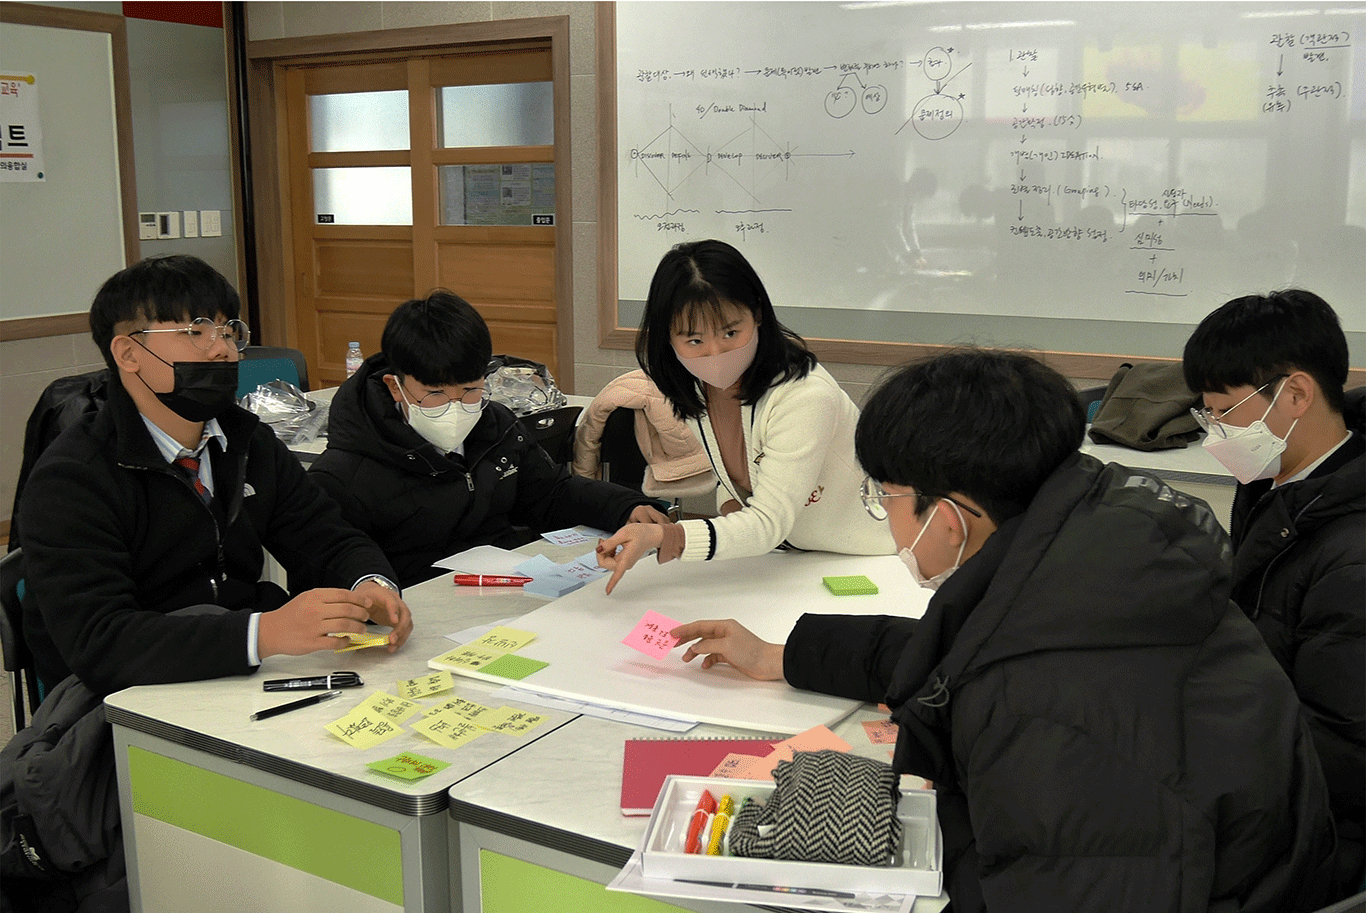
top-left (331, 631), bottom-right (390, 653)
top-left (423, 696), bottom-right (495, 720)
top-left (397, 671), bottom-right (455, 701)
top-left (325, 705), bottom-right (405, 750)
top-left (468, 626), bottom-right (537, 653)
top-left (430, 645), bottom-right (505, 671)
top-left (361, 691), bottom-right (422, 723)
top-left (410, 714), bottom-right (487, 750)
top-left (476, 706), bottom-right (548, 735)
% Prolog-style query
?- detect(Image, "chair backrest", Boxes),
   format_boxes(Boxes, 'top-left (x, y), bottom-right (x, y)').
top-left (9, 369), bottom-right (112, 552)
top-left (1077, 384), bottom-right (1106, 423)
top-left (596, 407), bottom-right (648, 490)
top-left (0, 547), bottom-right (39, 730)
top-left (239, 346), bottom-right (309, 397)
top-left (521, 405), bottom-right (583, 466)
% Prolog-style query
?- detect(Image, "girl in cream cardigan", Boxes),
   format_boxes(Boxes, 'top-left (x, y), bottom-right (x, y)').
top-left (597, 239), bottom-right (894, 593)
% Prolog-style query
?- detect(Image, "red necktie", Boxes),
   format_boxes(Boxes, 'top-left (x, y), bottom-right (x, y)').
top-left (173, 454), bottom-right (212, 505)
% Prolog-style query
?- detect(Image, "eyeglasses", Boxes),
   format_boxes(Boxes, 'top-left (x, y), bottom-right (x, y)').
top-left (401, 378), bottom-right (490, 418)
top-left (130, 317), bottom-right (250, 352)
top-left (1189, 375), bottom-right (1286, 440)
top-left (860, 476), bottom-right (983, 522)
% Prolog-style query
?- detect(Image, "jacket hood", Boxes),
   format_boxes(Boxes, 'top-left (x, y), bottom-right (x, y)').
top-left (325, 352), bottom-right (514, 476)
top-left (914, 453), bottom-right (1234, 690)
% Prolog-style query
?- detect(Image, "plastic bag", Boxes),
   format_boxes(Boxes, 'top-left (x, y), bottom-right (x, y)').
top-left (486, 354), bottom-right (567, 416)
top-left (239, 380), bottom-right (328, 445)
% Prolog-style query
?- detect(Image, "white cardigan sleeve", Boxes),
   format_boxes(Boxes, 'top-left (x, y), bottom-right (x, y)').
top-left (677, 374), bottom-right (841, 561)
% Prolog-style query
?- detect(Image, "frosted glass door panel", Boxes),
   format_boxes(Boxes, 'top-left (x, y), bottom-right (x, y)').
top-left (313, 167), bottom-right (412, 225)
top-left (439, 83), bottom-right (553, 148)
top-left (309, 91), bottom-right (409, 152)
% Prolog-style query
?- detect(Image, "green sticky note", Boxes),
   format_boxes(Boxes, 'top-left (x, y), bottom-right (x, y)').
top-left (366, 752), bottom-right (451, 781)
top-left (482, 653), bottom-right (549, 680)
top-left (823, 574), bottom-right (879, 596)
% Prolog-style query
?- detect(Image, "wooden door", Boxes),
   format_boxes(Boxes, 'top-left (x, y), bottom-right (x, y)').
top-left (283, 45), bottom-right (560, 388)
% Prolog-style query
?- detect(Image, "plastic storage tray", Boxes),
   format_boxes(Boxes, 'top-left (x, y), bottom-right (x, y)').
top-left (641, 775), bottom-right (942, 896)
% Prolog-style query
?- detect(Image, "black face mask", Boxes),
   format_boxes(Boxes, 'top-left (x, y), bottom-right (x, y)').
top-left (134, 342), bottom-right (239, 422)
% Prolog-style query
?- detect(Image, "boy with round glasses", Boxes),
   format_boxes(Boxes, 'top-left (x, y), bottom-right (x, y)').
top-left (1183, 288), bottom-right (1364, 897)
top-left (19, 254), bottom-right (413, 698)
top-left (308, 290), bottom-right (668, 587)
top-left (671, 348), bottom-right (1337, 912)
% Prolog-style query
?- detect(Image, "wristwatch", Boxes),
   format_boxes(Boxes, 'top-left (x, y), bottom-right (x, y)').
top-left (357, 574), bottom-right (400, 596)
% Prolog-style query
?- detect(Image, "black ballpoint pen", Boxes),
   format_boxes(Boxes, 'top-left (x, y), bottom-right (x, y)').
top-left (250, 689), bottom-right (343, 721)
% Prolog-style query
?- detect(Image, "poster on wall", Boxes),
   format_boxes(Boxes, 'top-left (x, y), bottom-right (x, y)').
top-left (0, 71), bottom-right (45, 182)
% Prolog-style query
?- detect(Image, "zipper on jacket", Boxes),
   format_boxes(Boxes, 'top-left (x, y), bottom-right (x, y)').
top-left (121, 459), bottom-right (228, 601)
top-left (1250, 493), bottom-right (1322, 618)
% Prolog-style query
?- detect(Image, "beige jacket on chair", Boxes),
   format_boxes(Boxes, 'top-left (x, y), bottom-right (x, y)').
top-left (572, 370), bottom-right (711, 482)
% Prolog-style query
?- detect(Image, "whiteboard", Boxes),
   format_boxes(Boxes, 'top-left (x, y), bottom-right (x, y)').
top-left (615, 2), bottom-right (1366, 361)
top-left (0, 22), bottom-right (126, 320)
top-left (430, 551), bottom-right (932, 735)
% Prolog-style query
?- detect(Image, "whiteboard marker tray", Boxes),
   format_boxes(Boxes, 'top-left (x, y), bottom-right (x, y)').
top-left (641, 775), bottom-right (942, 897)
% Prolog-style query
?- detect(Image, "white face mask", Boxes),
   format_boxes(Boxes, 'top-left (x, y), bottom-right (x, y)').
top-left (678, 327), bottom-right (759, 389)
top-left (399, 385), bottom-right (482, 454)
top-left (897, 499), bottom-right (967, 590)
top-left (1201, 380), bottom-right (1298, 484)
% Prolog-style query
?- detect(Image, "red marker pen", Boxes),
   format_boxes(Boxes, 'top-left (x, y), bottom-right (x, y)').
top-left (684, 790), bottom-right (717, 854)
top-left (452, 574), bottom-right (533, 587)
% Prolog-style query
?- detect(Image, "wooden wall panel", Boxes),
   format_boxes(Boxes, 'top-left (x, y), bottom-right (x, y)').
top-left (435, 242), bottom-right (553, 302)
top-left (485, 319), bottom-right (557, 371)
top-left (314, 241), bottom-right (414, 297)
top-left (314, 310), bottom-right (397, 386)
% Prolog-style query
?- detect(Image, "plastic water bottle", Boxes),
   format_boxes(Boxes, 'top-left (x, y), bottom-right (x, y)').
top-left (345, 341), bottom-right (363, 377)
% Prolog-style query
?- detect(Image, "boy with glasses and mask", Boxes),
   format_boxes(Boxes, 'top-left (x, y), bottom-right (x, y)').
top-left (19, 254), bottom-right (413, 700)
top-left (1183, 289), bottom-right (1364, 898)
top-left (671, 349), bottom-right (1337, 913)
top-left (307, 290), bottom-right (668, 587)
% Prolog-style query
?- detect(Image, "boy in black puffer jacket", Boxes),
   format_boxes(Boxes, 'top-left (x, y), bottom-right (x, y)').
top-left (309, 291), bottom-right (669, 588)
top-left (671, 349), bottom-right (1338, 913)
top-left (1184, 289), bottom-right (1364, 900)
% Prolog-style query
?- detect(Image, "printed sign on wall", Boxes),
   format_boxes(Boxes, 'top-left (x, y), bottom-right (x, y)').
top-left (0, 72), bottom-right (44, 182)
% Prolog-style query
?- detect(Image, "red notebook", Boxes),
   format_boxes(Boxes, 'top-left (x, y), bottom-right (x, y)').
top-left (620, 737), bottom-right (783, 816)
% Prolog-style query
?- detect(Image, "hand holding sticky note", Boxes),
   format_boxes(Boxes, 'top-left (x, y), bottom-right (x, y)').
top-left (622, 610), bottom-right (680, 659)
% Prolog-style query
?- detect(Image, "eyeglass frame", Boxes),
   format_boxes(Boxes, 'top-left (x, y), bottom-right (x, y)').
top-left (860, 476), bottom-right (983, 522)
top-left (396, 374), bottom-right (491, 418)
top-left (1189, 374), bottom-right (1288, 440)
top-left (128, 317), bottom-right (250, 353)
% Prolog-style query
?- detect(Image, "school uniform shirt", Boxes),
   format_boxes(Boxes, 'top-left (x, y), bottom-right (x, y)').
top-left (675, 363), bottom-right (894, 561)
top-left (783, 453), bottom-right (1338, 913)
top-left (1228, 392), bottom-right (1365, 896)
top-left (19, 380), bottom-right (396, 697)
top-left (307, 352), bottom-right (656, 588)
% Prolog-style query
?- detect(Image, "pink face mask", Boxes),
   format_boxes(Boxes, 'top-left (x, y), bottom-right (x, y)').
top-left (677, 328), bottom-right (759, 389)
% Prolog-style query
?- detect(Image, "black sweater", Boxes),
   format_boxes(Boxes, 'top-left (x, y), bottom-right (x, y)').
top-left (308, 353), bottom-right (654, 587)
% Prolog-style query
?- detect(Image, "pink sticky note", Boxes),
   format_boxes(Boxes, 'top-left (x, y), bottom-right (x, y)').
top-left (622, 610), bottom-right (681, 659)
top-left (710, 752), bottom-right (768, 780)
top-left (775, 724), bottom-right (853, 755)
top-left (863, 719), bottom-right (899, 745)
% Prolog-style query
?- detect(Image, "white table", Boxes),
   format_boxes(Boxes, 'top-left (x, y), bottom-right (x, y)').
top-left (106, 540), bottom-right (586, 913)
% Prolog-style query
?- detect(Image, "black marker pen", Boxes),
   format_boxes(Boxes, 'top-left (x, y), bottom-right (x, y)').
top-left (262, 671), bottom-right (363, 692)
